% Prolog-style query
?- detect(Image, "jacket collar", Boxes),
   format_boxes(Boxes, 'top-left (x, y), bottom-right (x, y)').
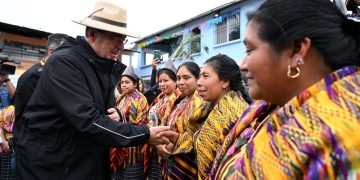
top-left (76, 36), bottom-right (117, 73)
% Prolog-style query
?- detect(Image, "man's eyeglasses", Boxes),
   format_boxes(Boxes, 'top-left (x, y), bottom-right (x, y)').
top-left (97, 29), bottom-right (128, 44)
top-left (114, 36), bottom-right (128, 44)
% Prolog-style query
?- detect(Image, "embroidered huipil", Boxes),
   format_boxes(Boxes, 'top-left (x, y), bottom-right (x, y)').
top-left (194, 90), bottom-right (249, 179)
top-left (162, 91), bottom-right (213, 180)
top-left (211, 66), bottom-right (360, 179)
top-left (110, 90), bottom-right (149, 172)
top-left (146, 90), bottom-right (180, 175)
top-left (148, 90), bottom-right (181, 127)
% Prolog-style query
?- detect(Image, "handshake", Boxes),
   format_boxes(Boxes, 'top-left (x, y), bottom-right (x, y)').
top-left (148, 126), bottom-right (179, 146)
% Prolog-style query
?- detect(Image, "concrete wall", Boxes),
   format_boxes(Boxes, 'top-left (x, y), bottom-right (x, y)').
top-left (134, 0), bottom-right (264, 80)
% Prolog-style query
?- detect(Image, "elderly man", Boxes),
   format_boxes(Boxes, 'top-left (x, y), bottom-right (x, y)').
top-left (15, 1), bottom-right (170, 179)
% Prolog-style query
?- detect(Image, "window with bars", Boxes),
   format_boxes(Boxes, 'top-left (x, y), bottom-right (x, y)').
top-left (215, 13), bottom-right (240, 45)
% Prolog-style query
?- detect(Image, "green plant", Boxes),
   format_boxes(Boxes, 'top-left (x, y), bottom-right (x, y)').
top-left (169, 33), bottom-right (201, 62)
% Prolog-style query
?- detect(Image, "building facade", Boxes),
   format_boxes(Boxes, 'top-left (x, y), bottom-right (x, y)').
top-left (0, 22), bottom-right (51, 76)
top-left (132, 0), bottom-right (264, 88)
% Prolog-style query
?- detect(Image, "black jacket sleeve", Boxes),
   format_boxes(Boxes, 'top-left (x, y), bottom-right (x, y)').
top-left (150, 67), bottom-right (157, 87)
top-left (44, 56), bottom-right (150, 148)
top-left (14, 64), bottom-right (41, 137)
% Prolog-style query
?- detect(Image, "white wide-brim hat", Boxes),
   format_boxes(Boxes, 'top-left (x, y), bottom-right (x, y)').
top-left (72, 1), bottom-right (139, 38)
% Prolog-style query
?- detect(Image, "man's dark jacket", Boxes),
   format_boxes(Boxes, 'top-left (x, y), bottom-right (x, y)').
top-left (13, 62), bottom-right (42, 137)
top-left (15, 36), bottom-right (149, 180)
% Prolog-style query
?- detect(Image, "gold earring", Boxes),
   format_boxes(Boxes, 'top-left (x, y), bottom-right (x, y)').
top-left (287, 65), bottom-right (300, 78)
top-left (297, 59), bottom-right (304, 65)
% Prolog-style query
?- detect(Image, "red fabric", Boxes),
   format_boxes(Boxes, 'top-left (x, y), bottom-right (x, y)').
top-left (109, 148), bottom-right (129, 172)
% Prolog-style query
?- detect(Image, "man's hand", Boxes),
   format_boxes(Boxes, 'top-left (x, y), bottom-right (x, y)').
top-left (107, 108), bottom-right (120, 121)
top-left (157, 130), bottom-right (179, 144)
top-left (149, 126), bottom-right (171, 145)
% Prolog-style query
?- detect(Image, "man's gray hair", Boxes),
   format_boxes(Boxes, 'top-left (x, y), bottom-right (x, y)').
top-left (46, 33), bottom-right (68, 54)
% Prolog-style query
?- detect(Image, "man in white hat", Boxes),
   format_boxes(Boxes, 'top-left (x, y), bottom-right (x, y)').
top-left (15, 1), bottom-right (170, 179)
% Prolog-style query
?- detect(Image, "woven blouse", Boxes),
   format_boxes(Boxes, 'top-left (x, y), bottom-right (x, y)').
top-left (211, 66), bottom-right (360, 179)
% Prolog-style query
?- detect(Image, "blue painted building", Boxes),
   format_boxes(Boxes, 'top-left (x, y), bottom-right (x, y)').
top-left (131, 0), bottom-right (264, 87)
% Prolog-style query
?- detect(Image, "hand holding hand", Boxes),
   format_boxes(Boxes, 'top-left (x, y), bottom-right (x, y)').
top-left (149, 126), bottom-right (171, 145)
top-left (156, 144), bottom-right (171, 159)
top-left (107, 108), bottom-right (120, 121)
top-left (157, 130), bottom-right (179, 144)
top-left (165, 142), bottom-right (174, 153)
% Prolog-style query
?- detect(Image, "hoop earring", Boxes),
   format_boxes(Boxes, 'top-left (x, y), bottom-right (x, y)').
top-left (287, 65), bottom-right (300, 78)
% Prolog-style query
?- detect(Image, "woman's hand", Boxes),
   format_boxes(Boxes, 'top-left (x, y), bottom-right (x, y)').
top-left (156, 144), bottom-right (171, 159)
top-left (107, 108), bottom-right (120, 121)
top-left (157, 130), bottom-right (179, 144)
top-left (1, 140), bottom-right (10, 153)
top-left (165, 142), bottom-right (174, 153)
top-left (152, 58), bottom-right (160, 69)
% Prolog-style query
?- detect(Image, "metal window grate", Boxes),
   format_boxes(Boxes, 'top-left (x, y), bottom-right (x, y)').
top-left (215, 13), bottom-right (240, 44)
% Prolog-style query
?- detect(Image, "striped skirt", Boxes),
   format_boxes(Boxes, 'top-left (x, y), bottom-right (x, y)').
top-left (162, 152), bottom-right (197, 180)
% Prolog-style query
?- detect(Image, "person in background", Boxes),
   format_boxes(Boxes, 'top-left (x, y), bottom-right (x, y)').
top-left (15, 1), bottom-right (170, 179)
top-left (346, 0), bottom-right (360, 14)
top-left (8, 33), bottom-right (67, 180)
top-left (194, 54), bottom-right (251, 179)
top-left (13, 33), bottom-right (68, 138)
top-left (138, 77), bottom-right (145, 93)
top-left (211, 0), bottom-right (360, 179)
top-left (143, 58), bottom-right (162, 105)
top-left (150, 58), bottom-right (160, 88)
top-left (0, 46), bottom-right (15, 112)
top-left (110, 65), bottom-right (149, 179)
top-left (114, 82), bottom-right (122, 99)
top-left (0, 45), bottom-right (16, 180)
top-left (0, 74), bottom-right (15, 110)
top-left (113, 54), bottom-right (127, 100)
top-left (158, 61), bottom-right (212, 179)
top-left (147, 61), bottom-right (180, 179)
top-left (0, 63), bottom-right (16, 152)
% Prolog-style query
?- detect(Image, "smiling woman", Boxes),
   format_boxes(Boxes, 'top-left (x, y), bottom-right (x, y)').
top-left (195, 54), bottom-right (250, 179)
top-left (160, 61), bottom-right (212, 179)
top-left (110, 65), bottom-right (149, 179)
top-left (211, 0), bottom-right (360, 179)
top-left (146, 61), bottom-right (180, 179)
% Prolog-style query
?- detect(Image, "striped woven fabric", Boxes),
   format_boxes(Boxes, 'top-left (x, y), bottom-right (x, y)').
top-left (194, 90), bottom-right (249, 180)
top-left (211, 66), bottom-right (360, 179)
top-left (148, 89), bottom-right (181, 127)
top-left (147, 89), bottom-right (180, 178)
top-left (162, 91), bottom-right (213, 179)
top-left (110, 90), bottom-right (149, 173)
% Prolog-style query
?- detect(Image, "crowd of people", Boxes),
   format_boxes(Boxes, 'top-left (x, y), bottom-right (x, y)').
top-left (0, 0), bottom-right (358, 179)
